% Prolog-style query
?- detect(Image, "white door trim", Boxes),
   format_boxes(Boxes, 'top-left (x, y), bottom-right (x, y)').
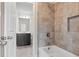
top-left (0, 2), bottom-right (5, 57)
top-left (32, 3), bottom-right (38, 57)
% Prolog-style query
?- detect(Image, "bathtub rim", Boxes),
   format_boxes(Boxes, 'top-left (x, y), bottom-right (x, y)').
top-left (39, 45), bottom-right (77, 57)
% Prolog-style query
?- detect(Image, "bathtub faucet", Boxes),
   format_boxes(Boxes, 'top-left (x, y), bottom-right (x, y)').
top-left (48, 47), bottom-right (50, 50)
top-left (46, 33), bottom-right (51, 46)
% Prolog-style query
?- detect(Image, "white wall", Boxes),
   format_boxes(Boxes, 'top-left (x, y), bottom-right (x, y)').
top-left (16, 2), bottom-right (33, 33)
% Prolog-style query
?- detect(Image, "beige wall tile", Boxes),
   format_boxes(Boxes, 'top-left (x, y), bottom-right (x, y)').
top-left (37, 3), bottom-right (55, 47)
top-left (54, 3), bottom-right (79, 56)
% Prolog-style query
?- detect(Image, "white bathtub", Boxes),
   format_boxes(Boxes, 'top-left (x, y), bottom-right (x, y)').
top-left (39, 45), bottom-right (77, 57)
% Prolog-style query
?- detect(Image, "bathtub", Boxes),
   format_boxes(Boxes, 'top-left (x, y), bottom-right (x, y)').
top-left (39, 45), bottom-right (77, 57)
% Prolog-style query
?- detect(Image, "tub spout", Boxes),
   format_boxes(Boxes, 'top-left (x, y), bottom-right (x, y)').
top-left (48, 47), bottom-right (50, 50)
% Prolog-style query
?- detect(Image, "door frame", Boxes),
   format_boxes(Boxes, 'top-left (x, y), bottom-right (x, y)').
top-left (0, 2), bottom-right (5, 57)
top-left (32, 3), bottom-right (38, 57)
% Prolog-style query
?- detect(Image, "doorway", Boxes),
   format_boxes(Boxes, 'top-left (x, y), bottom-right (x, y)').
top-left (0, 2), bottom-right (39, 57)
top-left (16, 2), bottom-right (33, 57)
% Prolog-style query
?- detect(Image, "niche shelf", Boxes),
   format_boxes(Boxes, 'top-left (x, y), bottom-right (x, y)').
top-left (68, 15), bottom-right (79, 32)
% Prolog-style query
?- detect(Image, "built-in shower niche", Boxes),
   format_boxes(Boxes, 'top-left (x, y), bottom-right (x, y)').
top-left (68, 15), bottom-right (79, 32)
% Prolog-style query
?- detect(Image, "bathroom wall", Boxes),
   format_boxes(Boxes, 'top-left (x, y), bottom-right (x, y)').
top-left (37, 3), bottom-right (55, 47)
top-left (54, 2), bottom-right (79, 56)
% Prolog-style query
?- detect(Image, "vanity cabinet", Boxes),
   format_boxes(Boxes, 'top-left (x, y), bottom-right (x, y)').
top-left (16, 33), bottom-right (31, 46)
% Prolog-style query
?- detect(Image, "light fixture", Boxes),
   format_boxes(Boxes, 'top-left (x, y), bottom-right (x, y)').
top-left (20, 16), bottom-right (30, 19)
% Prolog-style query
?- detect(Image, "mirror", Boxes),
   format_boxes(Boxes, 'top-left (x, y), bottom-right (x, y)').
top-left (18, 17), bottom-right (30, 33)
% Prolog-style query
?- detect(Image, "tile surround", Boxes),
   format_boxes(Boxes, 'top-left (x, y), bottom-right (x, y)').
top-left (38, 2), bottom-right (79, 56)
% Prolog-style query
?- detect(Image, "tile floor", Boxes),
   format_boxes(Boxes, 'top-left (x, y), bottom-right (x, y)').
top-left (16, 45), bottom-right (32, 57)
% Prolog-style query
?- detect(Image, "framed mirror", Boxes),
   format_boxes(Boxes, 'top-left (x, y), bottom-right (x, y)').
top-left (19, 17), bottom-right (30, 33)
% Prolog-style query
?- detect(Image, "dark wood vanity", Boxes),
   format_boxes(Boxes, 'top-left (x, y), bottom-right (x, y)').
top-left (16, 33), bottom-right (31, 46)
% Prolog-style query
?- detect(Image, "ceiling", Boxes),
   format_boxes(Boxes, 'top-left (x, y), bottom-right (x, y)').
top-left (16, 2), bottom-right (33, 12)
